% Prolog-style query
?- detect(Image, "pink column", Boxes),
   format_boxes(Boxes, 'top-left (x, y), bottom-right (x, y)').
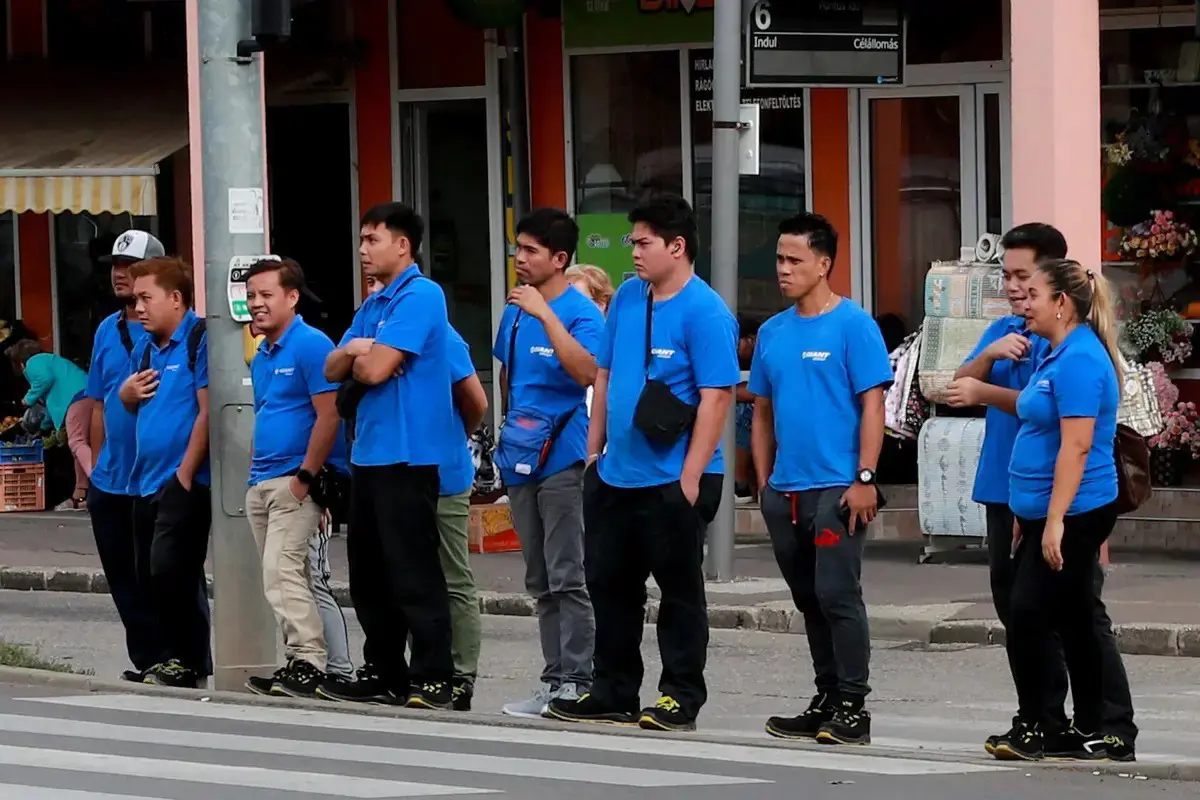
top-left (1010, 0), bottom-right (1101, 267)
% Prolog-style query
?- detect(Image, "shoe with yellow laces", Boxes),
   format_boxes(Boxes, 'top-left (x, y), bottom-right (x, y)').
top-left (638, 696), bottom-right (696, 732)
top-left (545, 691), bottom-right (637, 725)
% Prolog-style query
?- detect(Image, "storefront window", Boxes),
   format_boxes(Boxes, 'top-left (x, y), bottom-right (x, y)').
top-left (571, 50), bottom-right (682, 285)
top-left (689, 48), bottom-right (807, 321)
top-left (905, 0), bottom-right (1003, 64)
top-left (0, 213), bottom-right (15, 323)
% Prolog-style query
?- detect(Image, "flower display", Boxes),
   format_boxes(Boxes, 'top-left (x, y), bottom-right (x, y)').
top-left (1149, 401), bottom-right (1200, 457)
top-left (1147, 360), bottom-right (1180, 410)
top-left (1118, 210), bottom-right (1199, 261)
top-left (1123, 307), bottom-right (1195, 366)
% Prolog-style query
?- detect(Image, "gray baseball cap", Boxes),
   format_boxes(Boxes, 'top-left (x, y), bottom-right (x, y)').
top-left (102, 230), bottom-right (166, 264)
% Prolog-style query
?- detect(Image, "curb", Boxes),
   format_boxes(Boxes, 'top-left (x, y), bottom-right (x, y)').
top-left (3, 565), bottom-right (1200, 658)
top-left (0, 665), bottom-right (1186, 783)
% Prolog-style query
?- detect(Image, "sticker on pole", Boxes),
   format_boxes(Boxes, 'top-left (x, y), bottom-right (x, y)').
top-left (228, 188), bottom-right (265, 235)
top-left (228, 255), bottom-right (279, 323)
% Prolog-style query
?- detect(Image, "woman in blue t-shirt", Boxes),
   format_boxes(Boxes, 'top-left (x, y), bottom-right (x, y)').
top-left (996, 258), bottom-right (1130, 762)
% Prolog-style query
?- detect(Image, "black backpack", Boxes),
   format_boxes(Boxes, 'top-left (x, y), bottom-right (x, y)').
top-left (139, 319), bottom-right (206, 374)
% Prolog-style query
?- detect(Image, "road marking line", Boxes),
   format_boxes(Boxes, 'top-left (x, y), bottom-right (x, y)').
top-left (0, 787), bottom-right (164, 800)
top-left (0, 744), bottom-right (492, 798)
top-left (0, 713), bottom-right (761, 788)
top-left (27, 695), bottom-right (1009, 776)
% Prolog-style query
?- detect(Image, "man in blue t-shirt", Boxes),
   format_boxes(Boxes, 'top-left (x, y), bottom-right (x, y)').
top-left (241, 259), bottom-right (347, 701)
top-left (946, 223), bottom-right (1137, 760)
top-left (494, 208), bottom-right (604, 720)
top-left (321, 202), bottom-right (455, 710)
top-left (750, 213), bottom-right (892, 747)
top-left (86, 230), bottom-right (180, 683)
top-left (118, 256), bottom-right (213, 689)
top-left (547, 195), bottom-right (738, 733)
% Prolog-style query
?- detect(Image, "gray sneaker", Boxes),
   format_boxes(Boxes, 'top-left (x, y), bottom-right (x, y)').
top-left (554, 682), bottom-right (582, 704)
top-left (502, 683), bottom-right (555, 719)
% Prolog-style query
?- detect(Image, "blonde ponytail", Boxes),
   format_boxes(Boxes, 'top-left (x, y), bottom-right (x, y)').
top-left (1087, 270), bottom-right (1123, 386)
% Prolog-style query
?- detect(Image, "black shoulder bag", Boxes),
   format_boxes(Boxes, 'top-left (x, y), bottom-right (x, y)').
top-left (632, 287), bottom-right (698, 447)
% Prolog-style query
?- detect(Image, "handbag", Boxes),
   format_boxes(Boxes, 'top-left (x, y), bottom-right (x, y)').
top-left (1116, 357), bottom-right (1164, 438)
top-left (632, 288), bottom-right (698, 447)
top-left (495, 310), bottom-right (576, 477)
top-left (1114, 423), bottom-right (1152, 515)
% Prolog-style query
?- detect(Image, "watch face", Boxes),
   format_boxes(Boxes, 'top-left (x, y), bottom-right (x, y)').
top-left (859, 469), bottom-right (874, 483)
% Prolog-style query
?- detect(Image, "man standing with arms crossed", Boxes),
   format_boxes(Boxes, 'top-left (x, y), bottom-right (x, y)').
top-left (548, 195), bottom-right (738, 732)
top-left (321, 203), bottom-right (456, 709)
top-left (753, 213), bottom-right (892, 746)
top-left (495, 208), bottom-right (604, 719)
top-left (241, 258), bottom-right (346, 698)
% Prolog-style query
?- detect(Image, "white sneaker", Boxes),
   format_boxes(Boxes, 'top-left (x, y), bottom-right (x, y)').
top-left (502, 683), bottom-right (554, 719)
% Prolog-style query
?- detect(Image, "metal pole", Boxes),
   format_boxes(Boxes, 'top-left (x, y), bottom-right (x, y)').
top-left (504, 25), bottom-right (531, 221)
top-left (705, 0), bottom-right (742, 581)
top-left (190, 0), bottom-right (277, 690)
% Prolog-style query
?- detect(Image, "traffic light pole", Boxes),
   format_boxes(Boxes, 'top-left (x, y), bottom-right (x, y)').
top-left (188, 0), bottom-right (278, 691)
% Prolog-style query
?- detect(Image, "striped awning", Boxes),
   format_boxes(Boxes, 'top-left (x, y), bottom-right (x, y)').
top-left (0, 90), bottom-right (188, 217)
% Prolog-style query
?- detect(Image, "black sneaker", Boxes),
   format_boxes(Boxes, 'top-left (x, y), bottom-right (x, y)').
top-left (121, 669), bottom-right (147, 683)
top-left (315, 666), bottom-right (402, 704)
top-left (546, 692), bottom-right (638, 725)
top-left (452, 680), bottom-right (474, 711)
top-left (816, 700), bottom-right (871, 745)
top-left (994, 721), bottom-right (1043, 761)
top-left (406, 681), bottom-right (454, 711)
top-left (1104, 735), bottom-right (1136, 763)
top-left (766, 693), bottom-right (837, 741)
top-left (246, 664), bottom-right (288, 696)
top-left (1045, 725), bottom-right (1108, 761)
top-left (143, 659), bottom-right (199, 689)
top-left (273, 659), bottom-right (325, 699)
top-left (985, 719), bottom-right (1021, 756)
top-left (638, 696), bottom-right (695, 732)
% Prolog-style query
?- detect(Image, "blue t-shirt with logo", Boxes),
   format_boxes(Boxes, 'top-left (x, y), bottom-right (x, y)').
top-left (441, 326), bottom-right (477, 496)
top-left (596, 275), bottom-right (739, 489)
top-left (1009, 325), bottom-right (1120, 519)
top-left (87, 311), bottom-right (147, 496)
top-left (492, 285), bottom-right (605, 486)
top-left (128, 310), bottom-right (211, 497)
top-left (748, 300), bottom-right (893, 492)
top-left (964, 315), bottom-right (1052, 505)
top-left (338, 265), bottom-right (452, 469)
top-left (249, 316), bottom-right (348, 486)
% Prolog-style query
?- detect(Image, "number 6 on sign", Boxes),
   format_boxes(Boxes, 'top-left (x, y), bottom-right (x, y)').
top-left (753, 0), bottom-right (771, 31)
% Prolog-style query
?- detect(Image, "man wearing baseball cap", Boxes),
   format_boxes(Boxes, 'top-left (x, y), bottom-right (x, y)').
top-left (87, 230), bottom-right (210, 683)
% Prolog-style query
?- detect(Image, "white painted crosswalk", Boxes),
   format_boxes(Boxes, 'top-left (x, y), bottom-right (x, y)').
top-left (0, 693), bottom-right (1009, 799)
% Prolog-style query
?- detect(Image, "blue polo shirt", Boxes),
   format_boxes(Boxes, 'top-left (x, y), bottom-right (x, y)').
top-left (338, 265), bottom-right (452, 468)
top-left (1009, 325), bottom-right (1120, 519)
top-left (964, 316), bottom-right (1052, 505)
top-left (87, 311), bottom-right (147, 496)
top-left (492, 285), bottom-right (605, 486)
top-left (128, 310), bottom-right (211, 497)
top-left (748, 300), bottom-right (893, 492)
top-left (440, 326), bottom-right (477, 497)
top-left (596, 276), bottom-right (739, 488)
top-left (249, 316), bottom-right (348, 486)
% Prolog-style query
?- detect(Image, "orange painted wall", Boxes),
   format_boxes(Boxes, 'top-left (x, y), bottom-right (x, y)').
top-left (354, 0), bottom-right (394, 216)
top-left (396, 0), bottom-right (486, 90)
top-left (8, 0), bottom-right (44, 58)
top-left (808, 89), bottom-right (852, 298)
top-left (17, 214), bottom-right (53, 349)
top-left (525, 12), bottom-right (567, 210)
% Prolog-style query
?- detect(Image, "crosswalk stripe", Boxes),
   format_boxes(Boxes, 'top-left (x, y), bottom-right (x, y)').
top-left (28, 695), bottom-right (1009, 776)
top-left (0, 714), bottom-right (762, 788)
top-left (0, 744), bottom-right (493, 798)
top-left (0, 787), bottom-right (162, 800)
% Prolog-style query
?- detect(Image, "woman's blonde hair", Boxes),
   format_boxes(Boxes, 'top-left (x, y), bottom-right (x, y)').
top-left (565, 264), bottom-right (614, 311)
top-left (1036, 258), bottom-right (1123, 385)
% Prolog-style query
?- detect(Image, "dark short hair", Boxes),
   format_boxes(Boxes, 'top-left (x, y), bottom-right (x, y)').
top-left (516, 208), bottom-right (579, 263)
top-left (738, 314), bottom-right (761, 339)
top-left (778, 212), bottom-right (839, 269)
top-left (6, 339), bottom-right (41, 368)
top-left (129, 257), bottom-right (194, 308)
top-left (1000, 223), bottom-right (1068, 260)
top-left (361, 202), bottom-right (425, 255)
top-left (628, 194), bottom-right (699, 262)
top-left (247, 257), bottom-right (306, 293)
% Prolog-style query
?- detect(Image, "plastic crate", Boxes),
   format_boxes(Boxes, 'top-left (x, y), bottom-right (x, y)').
top-left (0, 463), bottom-right (45, 512)
top-left (0, 441), bottom-right (44, 465)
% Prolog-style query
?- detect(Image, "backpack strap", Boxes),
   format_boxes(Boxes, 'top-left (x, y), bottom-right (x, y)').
top-left (139, 341), bottom-right (152, 373)
top-left (116, 312), bottom-right (134, 355)
top-left (187, 319), bottom-right (206, 373)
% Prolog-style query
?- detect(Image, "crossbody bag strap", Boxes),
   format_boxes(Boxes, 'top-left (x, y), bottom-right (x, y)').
top-left (503, 309), bottom-right (523, 416)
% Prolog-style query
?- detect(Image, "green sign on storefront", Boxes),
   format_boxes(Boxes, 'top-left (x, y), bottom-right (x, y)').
top-left (576, 213), bottom-right (638, 286)
top-left (563, 0), bottom-right (715, 49)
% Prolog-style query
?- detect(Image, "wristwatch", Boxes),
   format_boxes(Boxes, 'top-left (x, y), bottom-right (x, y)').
top-left (296, 469), bottom-right (316, 486)
top-left (856, 468), bottom-right (876, 486)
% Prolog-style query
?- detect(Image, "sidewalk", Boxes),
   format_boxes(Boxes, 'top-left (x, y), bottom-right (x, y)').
top-left (4, 511), bottom-right (1200, 656)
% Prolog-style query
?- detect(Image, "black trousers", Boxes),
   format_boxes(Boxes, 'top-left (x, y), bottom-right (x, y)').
top-left (88, 487), bottom-right (159, 672)
top-left (349, 463), bottom-right (453, 689)
top-left (986, 503), bottom-right (1136, 741)
top-left (583, 465), bottom-right (722, 720)
top-left (1009, 502), bottom-right (1128, 735)
top-left (132, 477), bottom-right (213, 675)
